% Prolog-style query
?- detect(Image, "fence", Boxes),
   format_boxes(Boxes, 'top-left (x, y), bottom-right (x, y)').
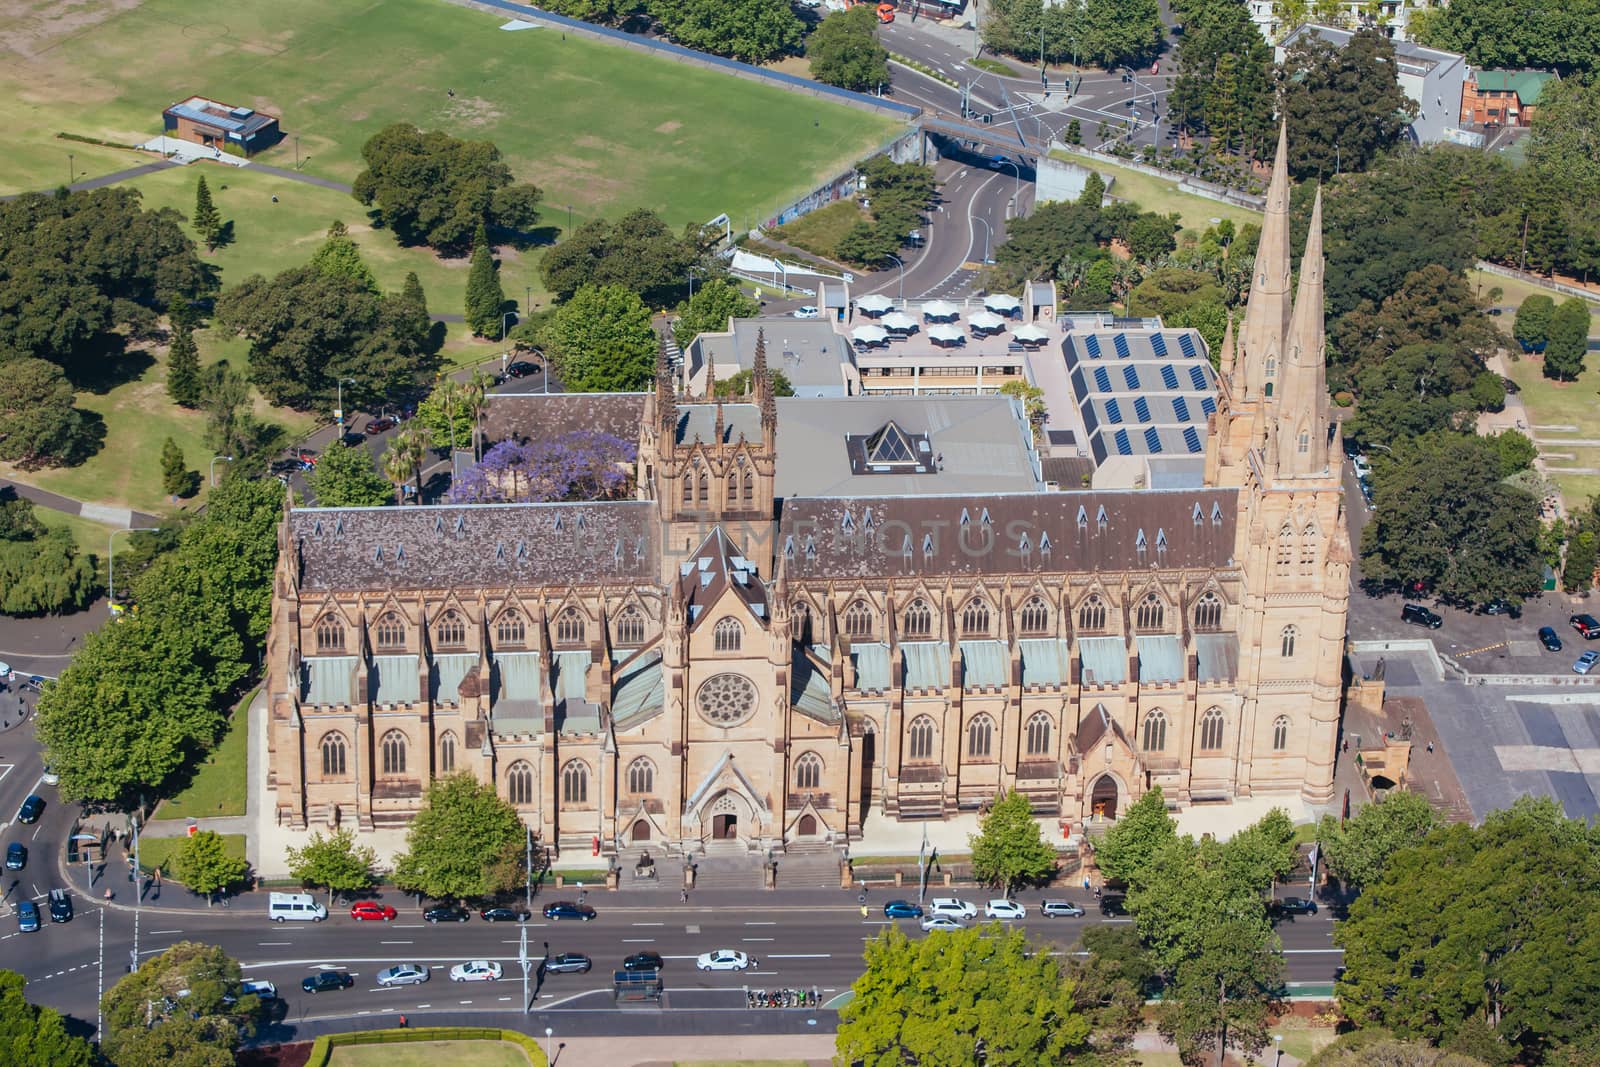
top-left (1474, 261), bottom-right (1600, 305)
top-left (305, 1026), bottom-right (546, 1067)
top-left (1045, 141), bottom-right (1267, 212)
top-left (758, 126), bottom-right (923, 231)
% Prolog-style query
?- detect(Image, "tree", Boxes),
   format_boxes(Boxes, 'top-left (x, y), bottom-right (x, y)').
top-left (1543, 297), bottom-right (1590, 380)
top-left (1065, 925), bottom-right (1157, 1057)
top-left (1513, 294), bottom-right (1555, 350)
top-left (981, 0), bottom-right (1161, 69)
top-left (1411, 0), bottom-right (1600, 78)
top-left (807, 5), bottom-right (890, 92)
top-left (0, 357), bottom-right (94, 468)
top-left (308, 220), bottom-right (379, 294)
top-left (305, 441), bottom-right (393, 507)
top-left (382, 426), bottom-right (429, 504)
top-left (647, 0), bottom-right (803, 63)
top-left (837, 925), bottom-right (1092, 1067)
top-left (834, 221), bottom-right (902, 268)
top-left (540, 209), bottom-right (706, 307)
top-left (173, 830), bottom-right (249, 901)
top-left (465, 224), bottom-right (507, 338)
top-left (198, 363), bottom-right (258, 461)
top-left (285, 828), bottom-right (378, 905)
top-left (1169, 0), bottom-right (1275, 158)
top-left (968, 790), bottom-right (1057, 893)
top-left (1129, 267), bottom-right (1225, 319)
top-left (1280, 30), bottom-right (1418, 180)
top-left (445, 432), bottom-right (636, 505)
top-left (997, 380), bottom-right (1046, 441)
top-left (674, 279), bottom-right (760, 348)
top-left (1563, 527), bottom-right (1598, 593)
top-left (0, 511), bottom-right (96, 616)
top-left (713, 367), bottom-right (794, 399)
top-left (413, 379), bottom-right (476, 452)
top-left (1316, 790), bottom-right (1440, 895)
top-left (1065, 118), bottom-right (1082, 145)
top-left (545, 284), bottom-right (658, 393)
top-left (101, 941), bottom-right (254, 1067)
top-left (166, 323), bottom-right (202, 408)
top-left (160, 437), bottom-right (198, 499)
top-left (392, 772), bottom-right (527, 901)
top-left (0, 970), bottom-right (94, 1067)
top-left (1308, 1030), bottom-right (1493, 1067)
top-left (351, 124), bottom-right (543, 255)
top-left (1158, 914), bottom-right (1285, 1067)
top-left (192, 175), bottom-right (221, 252)
top-left (1126, 212), bottom-right (1179, 262)
top-left (1095, 785), bottom-right (1176, 888)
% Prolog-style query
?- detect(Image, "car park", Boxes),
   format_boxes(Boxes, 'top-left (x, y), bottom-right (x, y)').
top-left (1041, 900), bottom-right (1085, 918)
top-left (920, 914), bottom-right (965, 932)
top-left (543, 901), bottom-right (596, 921)
top-left (48, 889), bottom-right (72, 923)
top-left (16, 795), bottom-right (43, 823)
top-left (791, 306), bottom-right (820, 319)
top-left (1402, 603), bottom-right (1442, 629)
top-left (696, 948), bottom-right (750, 971)
top-left (450, 960), bottom-right (503, 982)
top-left (376, 963), bottom-right (430, 987)
top-left (423, 904), bottom-right (470, 923)
top-left (544, 952), bottom-right (592, 974)
top-left (480, 906), bottom-right (529, 923)
top-left (1572, 613), bottom-right (1600, 639)
top-left (301, 970), bottom-right (354, 994)
top-left (928, 898), bottom-right (977, 920)
top-left (349, 900), bottom-right (397, 921)
top-left (5, 843), bottom-right (25, 870)
top-left (882, 900), bottom-right (923, 919)
top-left (17, 901), bottom-right (39, 932)
top-left (1099, 894), bottom-right (1128, 916)
top-left (1539, 626), bottom-right (1564, 652)
top-left (241, 979), bottom-right (278, 1000)
top-left (1271, 896), bottom-right (1318, 917)
top-left (984, 899), bottom-right (1026, 920)
top-left (1575, 651), bottom-right (1599, 675)
top-left (623, 951), bottom-right (664, 972)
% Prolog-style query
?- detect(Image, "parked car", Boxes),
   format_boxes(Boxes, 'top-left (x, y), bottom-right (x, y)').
top-left (543, 901), bottom-right (596, 921)
top-left (1040, 899), bottom-right (1086, 918)
top-left (928, 897), bottom-right (977, 920)
top-left (1402, 603), bottom-right (1442, 629)
top-left (1272, 896), bottom-right (1318, 917)
top-left (1571, 613), bottom-right (1600, 639)
top-left (366, 417), bottom-right (397, 434)
top-left (349, 900), bottom-right (397, 921)
top-left (423, 904), bottom-right (470, 923)
top-left (1150, 61), bottom-right (1160, 73)
top-left (5, 842), bottom-right (25, 870)
top-left (623, 951), bottom-right (664, 972)
top-left (48, 888), bottom-right (72, 923)
top-left (505, 361), bottom-right (539, 378)
top-left (875, 1), bottom-right (895, 22)
top-left (1539, 626), bottom-right (1564, 652)
top-left (375, 963), bottom-right (430, 987)
top-left (987, 155), bottom-right (1010, 170)
top-left (39, 765), bottom-right (59, 786)
top-left (1482, 599), bottom-right (1518, 617)
top-left (791, 305), bottom-right (820, 319)
top-left (16, 795), bottom-right (42, 823)
top-left (920, 914), bottom-right (964, 932)
top-left (301, 970), bottom-right (354, 994)
top-left (450, 960), bottom-right (503, 982)
top-left (1574, 650), bottom-right (1599, 675)
top-left (882, 900), bottom-right (923, 919)
top-left (1099, 894), bottom-right (1128, 916)
top-left (984, 899), bottom-right (1026, 920)
top-left (17, 901), bottom-right (39, 933)
top-left (241, 979), bottom-right (278, 1000)
top-left (339, 431), bottom-right (365, 447)
top-left (696, 948), bottom-right (750, 971)
top-left (480, 906), bottom-right (530, 923)
top-left (544, 952), bottom-right (592, 975)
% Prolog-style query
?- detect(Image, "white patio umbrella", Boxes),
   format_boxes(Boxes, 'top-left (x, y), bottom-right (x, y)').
top-left (851, 324), bottom-right (889, 344)
top-left (922, 299), bottom-right (960, 320)
top-left (1014, 323), bottom-right (1050, 344)
top-left (857, 294), bottom-right (896, 314)
top-left (928, 323), bottom-right (965, 344)
top-left (881, 311), bottom-right (918, 332)
top-left (984, 293), bottom-right (1023, 313)
top-left (969, 311), bottom-right (1007, 331)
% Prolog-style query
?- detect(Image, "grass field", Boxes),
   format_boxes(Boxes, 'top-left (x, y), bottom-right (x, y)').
top-left (1503, 352), bottom-right (1600, 506)
top-left (329, 1042), bottom-right (532, 1067)
top-left (772, 198), bottom-right (866, 260)
top-left (1050, 150), bottom-right (1261, 234)
top-left (136, 832), bottom-right (247, 877)
top-left (32, 508), bottom-right (120, 560)
top-left (153, 701), bottom-right (251, 820)
top-left (1, 0), bottom-right (902, 231)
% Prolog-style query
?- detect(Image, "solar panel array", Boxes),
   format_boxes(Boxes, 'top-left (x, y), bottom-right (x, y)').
top-left (1094, 366), bottom-right (1112, 392)
top-left (1114, 429), bottom-right (1132, 455)
top-left (1122, 366), bottom-right (1140, 390)
top-left (1145, 428), bottom-right (1163, 453)
top-left (1201, 396), bottom-right (1217, 415)
top-left (1161, 365), bottom-right (1179, 389)
top-left (1113, 334), bottom-right (1131, 358)
top-left (1133, 397), bottom-right (1151, 423)
top-left (1178, 333), bottom-right (1198, 358)
top-left (1182, 426), bottom-right (1203, 452)
top-left (1189, 366), bottom-right (1209, 391)
top-left (1172, 396), bottom-right (1190, 422)
top-left (1150, 333), bottom-right (1168, 357)
top-left (1066, 329), bottom-right (1217, 463)
top-left (1085, 335), bottom-right (1102, 358)
top-left (1106, 398), bottom-right (1123, 424)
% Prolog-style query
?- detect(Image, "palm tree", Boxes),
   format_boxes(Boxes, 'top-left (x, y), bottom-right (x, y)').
top-left (464, 369), bottom-right (494, 462)
top-left (383, 426), bottom-right (428, 505)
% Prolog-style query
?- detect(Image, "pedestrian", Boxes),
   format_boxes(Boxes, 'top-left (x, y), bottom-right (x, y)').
top-left (1094, 885), bottom-right (1101, 899)
top-left (398, 1013), bottom-right (408, 1028)
top-left (1342, 738), bottom-right (1349, 753)
top-left (1426, 740), bottom-right (1434, 754)
top-left (154, 867), bottom-right (162, 888)
top-left (680, 889), bottom-right (688, 903)
top-left (103, 887), bottom-right (113, 902)
top-left (859, 904), bottom-right (868, 918)
top-left (1083, 875), bottom-right (1090, 893)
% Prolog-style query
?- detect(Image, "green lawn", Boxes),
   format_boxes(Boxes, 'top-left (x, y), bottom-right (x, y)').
top-left (153, 698), bottom-right (251, 821)
top-left (1050, 149), bottom-right (1261, 234)
top-left (32, 508), bottom-right (120, 560)
top-left (773, 198), bottom-right (866, 261)
top-left (136, 833), bottom-right (247, 878)
top-left (329, 1043), bottom-right (532, 1067)
top-left (1, 0), bottom-right (902, 232)
top-left (1503, 351), bottom-right (1600, 506)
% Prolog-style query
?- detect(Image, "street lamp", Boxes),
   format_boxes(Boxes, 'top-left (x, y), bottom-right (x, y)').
top-left (67, 152), bottom-right (74, 186)
top-left (1273, 1034), bottom-right (1283, 1065)
top-left (335, 377), bottom-right (355, 429)
top-left (884, 254), bottom-right (904, 305)
top-left (566, 204), bottom-right (573, 232)
top-left (500, 311), bottom-right (515, 341)
top-left (687, 266), bottom-right (702, 303)
top-left (209, 455), bottom-right (233, 487)
top-left (973, 215), bottom-right (993, 264)
top-left (994, 159), bottom-right (1022, 217)
top-left (544, 1027), bottom-right (553, 1062)
top-left (107, 527), bottom-right (160, 617)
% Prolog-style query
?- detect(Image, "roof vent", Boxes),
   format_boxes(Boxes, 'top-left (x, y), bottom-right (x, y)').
top-left (313, 518), bottom-right (323, 537)
top-left (495, 542), bottom-right (506, 562)
top-left (1076, 506), bottom-right (1088, 530)
top-left (922, 533), bottom-right (935, 557)
top-left (1211, 501), bottom-right (1224, 526)
top-left (434, 515), bottom-right (445, 534)
top-left (334, 515), bottom-right (345, 536)
top-left (394, 544), bottom-right (405, 563)
top-left (784, 535), bottom-right (795, 560)
top-left (841, 509), bottom-right (855, 535)
top-left (1018, 532), bottom-right (1032, 554)
top-left (1192, 502), bottom-right (1204, 525)
top-left (516, 541), bottom-right (528, 561)
top-left (1156, 528), bottom-right (1167, 547)
top-left (552, 514), bottom-right (564, 533)
top-left (373, 545), bottom-right (385, 562)
top-left (455, 514), bottom-right (466, 535)
top-left (576, 512), bottom-right (586, 532)
top-left (980, 507), bottom-right (991, 528)
top-left (804, 535), bottom-right (817, 561)
top-left (901, 534), bottom-right (913, 558)
top-left (960, 508), bottom-right (971, 527)
top-left (1096, 506), bottom-right (1108, 531)
top-left (1040, 531), bottom-right (1052, 554)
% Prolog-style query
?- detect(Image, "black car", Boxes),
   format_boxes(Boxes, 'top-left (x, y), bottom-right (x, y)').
top-left (1482, 599), bottom-right (1519, 617)
top-left (339, 431), bottom-right (366, 447)
top-left (1572, 613), bottom-right (1600, 639)
top-left (1402, 603), bottom-right (1442, 629)
top-left (423, 904), bottom-right (470, 923)
top-left (544, 952), bottom-right (592, 974)
top-left (1271, 896), bottom-right (1318, 917)
top-left (301, 970), bottom-right (354, 994)
top-left (48, 888), bottom-right (72, 923)
top-left (543, 901), bottom-right (596, 922)
top-left (480, 907), bottom-right (530, 923)
top-left (1539, 626), bottom-right (1564, 652)
top-left (1098, 894), bottom-right (1128, 917)
top-left (506, 361), bottom-right (540, 378)
top-left (5, 842), bottom-right (25, 870)
top-left (16, 795), bottom-right (43, 824)
top-left (622, 951), bottom-right (664, 972)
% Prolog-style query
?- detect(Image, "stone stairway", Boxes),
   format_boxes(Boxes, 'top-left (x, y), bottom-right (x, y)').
top-left (773, 849), bottom-right (843, 890)
top-left (688, 854), bottom-right (765, 891)
top-left (613, 847), bottom-right (684, 894)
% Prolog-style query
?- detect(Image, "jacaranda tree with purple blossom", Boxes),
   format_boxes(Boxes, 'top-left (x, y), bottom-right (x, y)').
top-left (446, 432), bottom-right (636, 505)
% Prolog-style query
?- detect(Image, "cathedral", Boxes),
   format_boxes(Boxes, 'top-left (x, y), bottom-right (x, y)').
top-left (265, 125), bottom-right (1349, 857)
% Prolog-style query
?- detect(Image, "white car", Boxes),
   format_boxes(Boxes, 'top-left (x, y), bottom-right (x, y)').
top-left (377, 963), bottom-right (431, 987)
top-left (240, 979), bottom-right (278, 1000)
top-left (40, 766), bottom-right (60, 787)
top-left (921, 914), bottom-right (965, 932)
top-left (929, 897), bottom-right (978, 920)
top-left (696, 948), bottom-right (750, 971)
top-left (985, 899), bottom-right (1026, 920)
top-left (792, 305), bottom-right (820, 319)
top-left (449, 960), bottom-right (502, 982)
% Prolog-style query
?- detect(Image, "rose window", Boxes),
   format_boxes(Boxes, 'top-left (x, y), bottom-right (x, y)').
top-left (697, 673), bottom-right (758, 726)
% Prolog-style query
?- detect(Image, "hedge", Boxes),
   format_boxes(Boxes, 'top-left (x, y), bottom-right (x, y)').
top-left (304, 1026), bottom-right (547, 1067)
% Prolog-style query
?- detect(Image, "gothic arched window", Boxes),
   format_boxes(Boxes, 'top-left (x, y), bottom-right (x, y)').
top-left (438, 731), bottom-right (456, 774)
top-left (1142, 710), bottom-right (1167, 752)
top-left (315, 614), bottom-right (345, 653)
top-left (1020, 596), bottom-right (1049, 635)
top-left (1194, 592), bottom-right (1223, 631)
top-left (1199, 708), bottom-right (1224, 751)
top-left (380, 730), bottom-right (407, 776)
top-left (1277, 523), bottom-right (1295, 574)
top-left (1272, 716), bottom-right (1290, 751)
top-left (496, 611), bottom-right (526, 647)
top-left (961, 599), bottom-right (991, 637)
top-left (966, 714), bottom-right (994, 758)
top-left (1281, 625), bottom-right (1298, 658)
top-left (697, 469), bottom-right (709, 505)
top-left (681, 473), bottom-right (693, 505)
top-left (627, 757), bottom-right (655, 795)
top-left (714, 617), bottom-right (743, 652)
top-left (1078, 595), bottom-right (1107, 633)
top-left (1026, 712), bottom-right (1052, 756)
top-left (556, 607), bottom-right (585, 646)
top-left (1301, 524), bottom-right (1318, 574)
top-left (1135, 593), bottom-right (1165, 631)
top-left (743, 469), bottom-right (755, 502)
top-left (616, 606), bottom-right (645, 646)
top-left (507, 760), bottom-right (534, 805)
top-left (844, 600), bottom-right (874, 640)
top-left (908, 715), bottom-right (936, 761)
top-left (561, 760), bottom-right (588, 805)
top-left (904, 600), bottom-right (932, 638)
top-left (375, 612), bottom-right (405, 650)
top-left (794, 752), bottom-right (823, 790)
top-left (321, 733), bottom-right (347, 777)
top-left (434, 610), bottom-right (465, 649)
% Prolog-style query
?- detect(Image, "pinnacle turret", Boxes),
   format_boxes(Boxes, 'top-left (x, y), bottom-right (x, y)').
top-left (1272, 186), bottom-right (1330, 479)
top-left (1236, 121), bottom-right (1293, 407)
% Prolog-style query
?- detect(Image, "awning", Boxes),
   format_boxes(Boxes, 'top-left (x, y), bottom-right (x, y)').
top-left (928, 323), bottom-right (965, 344)
top-left (880, 311), bottom-right (917, 332)
top-left (851, 324), bottom-right (889, 344)
top-left (1014, 323), bottom-right (1050, 343)
top-left (857, 293), bottom-right (895, 314)
top-left (984, 293), bottom-right (1022, 312)
top-left (969, 310), bottom-right (1007, 330)
top-left (922, 299), bottom-right (959, 319)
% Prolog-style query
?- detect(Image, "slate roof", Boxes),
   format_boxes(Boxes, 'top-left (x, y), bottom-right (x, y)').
top-left (482, 393), bottom-right (647, 446)
top-left (289, 502), bottom-right (659, 592)
top-left (779, 489), bottom-right (1238, 580)
top-left (677, 527), bottom-right (768, 627)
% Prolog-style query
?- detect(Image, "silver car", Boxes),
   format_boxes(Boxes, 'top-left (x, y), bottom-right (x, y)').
top-left (376, 963), bottom-right (430, 987)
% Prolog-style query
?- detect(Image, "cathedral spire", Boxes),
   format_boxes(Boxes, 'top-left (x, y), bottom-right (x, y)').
top-left (754, 328), bottom-right (777, 434)
top-left (1272, 186), bottom-right (1330, 479)
top-left (1237, 120), bottom-right (1293, 407)
top-left (654, 334), bottom-right (677, 447)
top-left (1218, 311), bottom-right (1236, 383)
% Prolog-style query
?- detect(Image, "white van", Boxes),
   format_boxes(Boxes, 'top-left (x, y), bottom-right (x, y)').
top-left (268, 892), bottom-right (326, 922)
top-left (241, 979), bottom-right (279, 1000)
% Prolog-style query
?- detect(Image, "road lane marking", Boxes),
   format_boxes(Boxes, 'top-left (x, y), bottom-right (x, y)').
top-left (1283, 949), bottom-right (1344, 954)
top-left (631, 922), bottom-right (664, 926)
top-left (621, 938), bottom-right (656, 943)
top-left (741, 938), bottom-right (774, 942)
top-left (258, 942), bottom-right (292, 946)
top-left (149, 929), bottom-right (183, 935)
top-left (380, 940), bottom-right (413, 945)
top-left (744, 921), bottom-right (776, 926)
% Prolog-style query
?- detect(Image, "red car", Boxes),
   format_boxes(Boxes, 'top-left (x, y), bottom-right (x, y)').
top-left (349, 901), bottom-right (397, 922)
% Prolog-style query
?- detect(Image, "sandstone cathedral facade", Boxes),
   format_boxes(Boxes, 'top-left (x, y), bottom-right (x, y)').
top-left (266, 126), bottom-right (1349, 857)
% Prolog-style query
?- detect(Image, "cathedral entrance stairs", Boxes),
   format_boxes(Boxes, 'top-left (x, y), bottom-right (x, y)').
top-left (687, 854), bottom-right (764, 891)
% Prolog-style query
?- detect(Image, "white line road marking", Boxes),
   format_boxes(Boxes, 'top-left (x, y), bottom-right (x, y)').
top-left (630, 922), bottom-right (664, 926)
top-left (621, 938), bottom-right (655, 943)
top-left (497, 996), bottom-right (512, 1001)
top-left (744, 921), bottom-right (776, 926)
top-left (458, 999), bottom-right (473, 1004)
top-left (415, 1003), bottom-right (431, 1008)
top-left (258, 942), bottom-right (292, 946)
top-left (149, 929), bottom-right (183, 935)
top-left (741, 938), bottom-right (775, 942)
top-left (380, 940), bottom-right (413, 945)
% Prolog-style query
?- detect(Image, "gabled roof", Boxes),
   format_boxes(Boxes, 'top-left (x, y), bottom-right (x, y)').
top-left (677, 527), bottom-right (768, 628)
top-left (1471, 69), bottom-right (1557, 105)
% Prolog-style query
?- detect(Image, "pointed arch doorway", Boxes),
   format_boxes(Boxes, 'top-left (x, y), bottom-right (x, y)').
top-left (1090, 775), bottom-right (1120, 820)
